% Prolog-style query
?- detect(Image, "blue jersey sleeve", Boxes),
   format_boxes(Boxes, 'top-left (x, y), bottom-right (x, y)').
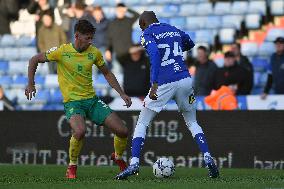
top-left (178, 29), bottom-right (195, 51)
top-left (141, 32), bottom-right (161, 84)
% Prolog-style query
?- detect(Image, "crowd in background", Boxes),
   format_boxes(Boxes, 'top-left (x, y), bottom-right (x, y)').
top-left (0, 0), bottom-right (284, 111)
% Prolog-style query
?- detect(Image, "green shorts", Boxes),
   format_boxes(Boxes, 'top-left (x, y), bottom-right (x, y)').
top-left (63, 96), bottom-right (113, 125)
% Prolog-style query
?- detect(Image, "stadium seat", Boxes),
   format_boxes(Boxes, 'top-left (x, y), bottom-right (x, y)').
top-left (8, 61), bottom-right (27, 75)
top-left (158, 17), bottom-right (170, 24)
top-left (13, 75), bottom-right (28, 89)
top-left (0, 48), bottom-right (4, 60)
top-left (161, 4), bottom-right (179, 17)
top-left (248, 1), bottom-right (266, 15)
top-left (221, 15), bottom-right (244, 29)
top-left (258, 42), bottom-right (275, 56)
top-left (270, 0), bottom-right (284, 15)
top-left (18, 47), bottom-right (37, 60)
top-left (169, 17), bottom-right (186, 29)
top-left (185, 31), bottom-right (196, 42)
top-left (50, 88), bottom-right (63, 103)
top-left (196, 2), bottom-right (213, 16)
top-left (0, 34), bottom-right (16, 47)
top-left (0, 75), bottom-right (13, 88)
top-left (245, 14), bottom-right (261, 29)
top-left (15, 35), bottom-right (34, 47)
top-left (44, 74), bottom-right (59, 88)
top-left (3, 48), bottom-right (19, 61)
top-left (213, 2), bottom-right (231, 15)
top-left (265, 28), bottom-right (284, 42)
top-left (179, 4), bottom-right (197, 16)
top-left (205, 16), bottom-right (222, 29)
top-left (195, 30), bottom-right (214, 44)
top-left (148, 5), bottom-right (164, 16)
top-left (35, 75), bottom-right (45, 88)
top-left (186, 17), bottom-right (206, 30)
top-left (123, 0), bottom-right (141, 6)
top-left (252, 57), bottom-right (269, 72)
top-left (0, 61), bottom-right (8, 74)
top-left (37, 63), bottom-right (49, 75)
top-left (33, 89), bottom-right (51, 104)
top-left (231, 1), bottom-right (248, 14)
top-left (219, 28), bottom-right (236, 44)
top-left (241, 42), bottom-right (258, 56)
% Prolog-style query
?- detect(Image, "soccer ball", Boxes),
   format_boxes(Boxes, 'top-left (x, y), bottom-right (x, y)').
top-left (152, 158), bottom-right (175, 178)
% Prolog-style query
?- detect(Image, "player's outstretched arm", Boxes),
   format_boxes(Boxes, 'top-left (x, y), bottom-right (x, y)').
top-left (25, 53), bottom-right (47, 100)
top-left (98, 64), bottom-right (132, 108)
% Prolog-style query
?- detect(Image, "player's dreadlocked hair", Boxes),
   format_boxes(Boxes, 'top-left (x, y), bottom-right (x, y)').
top-left (74, 19), bottom-right (96, 35)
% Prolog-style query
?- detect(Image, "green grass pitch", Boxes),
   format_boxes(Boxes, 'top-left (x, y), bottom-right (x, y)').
top-left (0, 165), bottom-right (283, 189)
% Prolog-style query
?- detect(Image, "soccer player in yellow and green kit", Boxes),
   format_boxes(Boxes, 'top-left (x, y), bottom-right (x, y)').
top-left (25, 19), bottom-right (132, 179)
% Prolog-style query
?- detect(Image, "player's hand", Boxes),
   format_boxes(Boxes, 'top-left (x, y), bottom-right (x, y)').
top-left (120, 93), bottom-right (132, 108)
top-left (25, 84), bottom-right (36, 100)
top-left (149, 84), bottom-right (158, 100)
top-left (261, 93), bottom-right (268, 100)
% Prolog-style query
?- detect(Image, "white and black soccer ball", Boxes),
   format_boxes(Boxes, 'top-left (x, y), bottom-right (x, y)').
top-left (152, 158), bottom-right (175, 178)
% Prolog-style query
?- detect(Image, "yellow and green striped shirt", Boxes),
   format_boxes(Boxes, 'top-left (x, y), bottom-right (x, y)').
top-left (45, 43), bottom-right (105, 102)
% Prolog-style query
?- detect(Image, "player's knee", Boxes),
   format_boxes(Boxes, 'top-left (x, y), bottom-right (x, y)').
top-left (74, 128), bottom-right (86, 140)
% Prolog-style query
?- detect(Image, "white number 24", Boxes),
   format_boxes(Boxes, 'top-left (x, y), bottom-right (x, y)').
top-left (158, 42), bottom-right (183, 67)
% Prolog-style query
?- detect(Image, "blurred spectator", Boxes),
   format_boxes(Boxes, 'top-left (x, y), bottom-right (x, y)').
top-left (194, 46), bottom-right (217, 96)
top-left (38, 11), bottom-right (67, 73)
top-left (0, 0), bottom-right (19, 34)
top-left (68, 1), bottom-right (93, 42)
top-left (27, 0), bottom-right (54, 45)
top-left (262, 37), bottom-right (284, 99)
top-left (205, 85), bottom-right (238, 110)
top-left (91, 6), bottom-right (109, 53)
top-left (213, 51), bottom-right (250, 95)
top-left (231, 43), bottom-right (254, 94)
top-left (0, 86), bottom-right (15, 111)
top-left (122, 45), bottom-right (150, 97)
top-left (105, 3), bottom-right (140, 70)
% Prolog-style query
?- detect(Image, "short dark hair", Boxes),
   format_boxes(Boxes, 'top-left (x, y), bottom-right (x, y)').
top-left (234, 42), bottom-right (241, 49)
top-left (197, 45), bottom-right (208, 53)
top-left (116, 3), bottom-right (126, 7)
top-left (224, 51), bottom-right (235, 58)
top-left (74, 19), bottom-right (96, 35)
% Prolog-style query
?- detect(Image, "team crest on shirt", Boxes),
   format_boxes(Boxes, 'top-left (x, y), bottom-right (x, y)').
top-left (188, 93), bottom-right (196, 104)
top-left (88, 53), bottom-right (93, 60)
top-left (47, 46), bottom-right (58, 54)
top-left (141, 36), bottom-right (145, 46)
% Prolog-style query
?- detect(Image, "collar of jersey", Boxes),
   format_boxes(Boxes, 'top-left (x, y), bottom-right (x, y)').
top-left (147, 22), bottom-right (160, 30)
top-left (72, 43), bottom-right (85, 53)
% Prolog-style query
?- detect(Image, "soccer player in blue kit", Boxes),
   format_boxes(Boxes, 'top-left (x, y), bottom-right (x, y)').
top-left (116, 11), bottom-right (219, 179)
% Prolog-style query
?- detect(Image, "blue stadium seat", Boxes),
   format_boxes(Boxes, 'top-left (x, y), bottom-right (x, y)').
top-left (231, 1), bottom-right (248, 14)
top-left (169, 17), bottom-right (186, 29)
top-left (219, 28), bottom-right (236, 44)
top-left (222, 15), bottom-right (244, 29)
top-left (0, 34), bottom-right (16, 47)
top-left (13, 75), bottom-right (28, 88)
top-left (252, 57), bottom-right (269, 72)
top-left (8, 61), bottom-right (27, 75)
top-left (132, 30), bottom-right (141, 44)
top-left (265, 28), bottom-right (284, 42)
top-left (34, 89), bottom-right (51, 104)
top-left (35, 75), bottom-right (45, 88)
top-left (50, 88), bottom-right (63, 103)
top-left (19, 47), bottom-right (37, 60)
top-left (196, 2), bottom-right (213, 15)
top-left (258, 42), bottom-right (275, 56)
top-left (270, 0), bottom-right (284, 15)
top-left (205, 16), bottom-right (221, 29)
top-left (214, 2), bottom-right (231, 15)
top-left (186, 17), bottom-right (206, 30)
top-left (0, 75), bottom-right (12, 88)
top-left (179, 4), bottom-right (197, 16)
top-left (245, 14), bottom-right (261, 29)
top-left (185, 31), bottom-right (196, 42)
top-left (248, 1), bottom-right (266, 15)
top-left (158, 17), bottom-right (170, 24)
top-left (15, 36), bottom-right (34, 47)
top-left (241, 42), bottom-right (258, 56)
top-left (195, 30), bottom-right (214, 44)
top-left (0, 61), bottom-right (8, 74)
top-left (3, 48), bottom-right (19, 61)
top-left (161, 4), bottom-right (180, 17)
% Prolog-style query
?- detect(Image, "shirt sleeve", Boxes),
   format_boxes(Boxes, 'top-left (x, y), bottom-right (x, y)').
top-left (45, 46), bottom-right (62, 62)
top-left (94, 49), bottom-right (105, 67)
top-left (141, 31), bottom-right (161, 84)
top-left (178, 29), bottom-right (195, 51)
